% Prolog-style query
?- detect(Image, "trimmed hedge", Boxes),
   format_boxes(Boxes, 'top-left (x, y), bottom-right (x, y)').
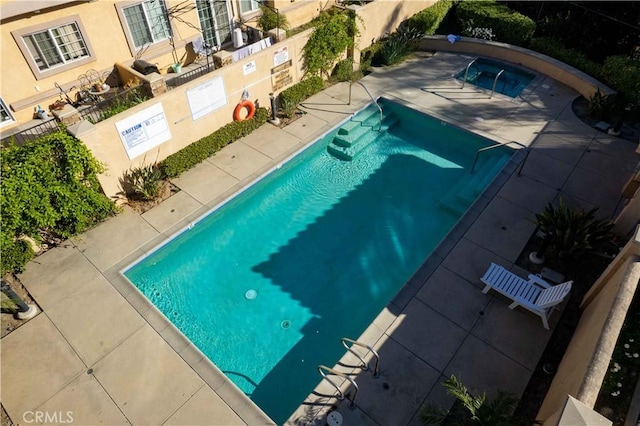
top-left (407, 0), bottom-right (455, 35)
top-left (456, 1), bottom-right (535, 46)
top-left (278, 76), bottom-right (324, 107)
top-left (529, 37), bottom-right (603, 80)
top-left (278, 76), bottom-right (324, 117)
top-left (160, 107), bottom-right (268, 178)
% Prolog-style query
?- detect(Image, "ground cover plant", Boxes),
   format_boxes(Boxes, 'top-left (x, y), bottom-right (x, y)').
top-left (1, 131), bottom-right (118, 274)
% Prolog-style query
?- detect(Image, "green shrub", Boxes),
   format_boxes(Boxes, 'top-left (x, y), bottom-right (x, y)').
top-left (378, 25), bottom-right (423, 66)
top-left (601, 56), bottom-right (640, 106)
top-left (122, 163), bottom-right (163, 201)
top-left (529, 37), bottom-right (603, 79)
top-left (359, 40), bottom-right (384, 73)
top-left (160, 107), bottom-right (268, 178)
top-left (456, 1), bottom-right (535, 46)
top-left (1, 237), bottom-right (35, 275)
top-left (331, 58), bottom-right (356, 82)
top-left (257, 4), bottom-right (289, 32)
top-left (588, 88), bottom-right (616, 120)
top-left (302, 10), bottom-right (358, 77)
top-left (278, 76), bottom-right (324, 118)
top-left (407, 0), bottom-right (455, 35)
top-left (1, 130), bottom-right (117, 274)
top-left (533, 198), bottom-right (614, 265)
top-left (89, 86), bottom-right (148, 124)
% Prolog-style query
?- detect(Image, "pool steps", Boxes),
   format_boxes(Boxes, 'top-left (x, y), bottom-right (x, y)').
top-left (327, 108), bottom-right (399, 161)
top-left (438, 153), bottom-right (510, 216)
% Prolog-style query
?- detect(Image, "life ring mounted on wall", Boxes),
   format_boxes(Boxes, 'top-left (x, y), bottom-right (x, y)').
top-left (233, 100), bottom-right (256, 121)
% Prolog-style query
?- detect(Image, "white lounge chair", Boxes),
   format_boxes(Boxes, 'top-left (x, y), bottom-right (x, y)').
top-left (480, 263), bottom-right (573, 330)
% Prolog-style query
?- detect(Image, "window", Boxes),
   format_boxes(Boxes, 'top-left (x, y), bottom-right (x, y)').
top-left (196, 0), bottom-right (232, 50)
top-left (239, 0), bottom-right (259, 15)
top-left (23, 23), bottom-right (89, 70)
top-left (12, 16), bottom-right (95, 80)
top-left (123, 0), bottom-right (172, 49)
top-left (0, 98), bottom-right (15, 128)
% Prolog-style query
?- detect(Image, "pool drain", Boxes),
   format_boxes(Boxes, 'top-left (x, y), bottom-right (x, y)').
top-left (281, 320), bottom-right (291, 329)
top-left (245, 289), bottom-right (257, 300)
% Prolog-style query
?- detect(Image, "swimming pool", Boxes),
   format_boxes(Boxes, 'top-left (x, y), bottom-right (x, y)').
top-left (124, 98), bottom-right (512, 424)
top-left (456, 57), bottom-right (536, 98)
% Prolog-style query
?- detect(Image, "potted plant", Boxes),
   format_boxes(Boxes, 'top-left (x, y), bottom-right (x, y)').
top-left (530, 198), bottom-right (614, 266)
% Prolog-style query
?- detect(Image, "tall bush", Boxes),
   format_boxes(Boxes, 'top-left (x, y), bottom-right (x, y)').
top-left (601, 56), bottom-right (640, 106)
top-left (1, 131), bottom-right (117, 274)
top-left (407, 0), bottom-right (455, 35)
top-left (302, 10), bottom-right (358, 77)
top-left (456, 1), bottom-right (535, 46)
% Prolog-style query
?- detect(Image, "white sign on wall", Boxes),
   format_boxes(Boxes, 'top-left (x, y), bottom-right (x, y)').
top-left (116, 103), bottom-right (171, 160)
top-left (186, 75), bottom-right (227, 120)
top-left (243, 60), bottom-right (257, 75)
top-left (273, 46), bottom-right (289, 67)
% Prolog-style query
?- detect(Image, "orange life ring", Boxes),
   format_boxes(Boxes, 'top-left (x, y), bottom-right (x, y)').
top-left (233, 100), bottom-right (256, 121)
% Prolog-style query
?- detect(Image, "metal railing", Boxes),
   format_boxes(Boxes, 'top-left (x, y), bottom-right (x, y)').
top-left (78, 85), bottom-right (147, 124)
top-left (461, 59), bottom-right (477, 89)
top-left (471, 140), bottom-right (529, 176)
top-left (317, 365), bottom-right (359, 408)
top-left (340, 337), bottom-right (380, 378)
top-left (490, 69), bottom-right (505, 99)
top-left (348, 81), bottom-right (382, 131)
top-left (166, 62), bottom-right (214, 90)
top-left (1, 119), bottom-right (61, 146)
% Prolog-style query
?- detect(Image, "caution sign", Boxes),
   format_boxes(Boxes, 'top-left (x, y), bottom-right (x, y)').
top-left (271, 60), bottom-right (293, 91)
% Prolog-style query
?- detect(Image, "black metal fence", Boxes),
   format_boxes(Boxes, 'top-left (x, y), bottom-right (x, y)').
top-left (166, 63), bottom-right (214, 90)
top-left (78, 85), bottom-right (148, 124)
top-left (1, 119), bottom-right (61, 146)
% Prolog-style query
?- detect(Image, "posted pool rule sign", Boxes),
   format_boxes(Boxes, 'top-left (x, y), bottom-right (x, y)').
top-left (271, 60), bottom-right (293, 92)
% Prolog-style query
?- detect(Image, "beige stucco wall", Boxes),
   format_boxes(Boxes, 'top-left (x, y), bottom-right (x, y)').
top-left (537, 228), bottom-right (640, 421)
top-left (352, 0), bottom-right (436, 51)
top-left (80, 28), bottom-right (312, 199)
top-left (417, 36), bottom-right (614, 100)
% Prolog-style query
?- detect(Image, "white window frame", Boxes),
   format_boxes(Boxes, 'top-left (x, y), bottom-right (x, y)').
top-left (196, 0), bottom-right (233, 50)
top-left (0, 97), bottom-right (15, 128)
top-left (116, 0), bottom-right (175, 56)
top-left (239, 0), bottom-right (260, 15)
top-left (11, 16), bottom-right (96, 80)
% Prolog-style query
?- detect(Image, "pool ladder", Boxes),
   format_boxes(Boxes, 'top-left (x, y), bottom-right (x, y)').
top-left (316, 338), bottom-right (380, 409)
top-left (461, 59), bottom-right (505, 99)
top-left (348, 81), bottom-right (383, 132)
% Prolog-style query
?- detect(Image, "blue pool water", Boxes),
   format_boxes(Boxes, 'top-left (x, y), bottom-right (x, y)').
top-left (124, 98), bottom-right (512, 424)
top-left (456, 57), bottom-right (536, 98)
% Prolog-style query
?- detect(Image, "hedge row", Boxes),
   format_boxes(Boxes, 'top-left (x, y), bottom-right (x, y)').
top-left (160, 107), bottom-right (268, 178)
top-left (407, 0), bottom-right (455, 35)
top-left (529, 37), bottom-right (603, 80)
top-left (278, 76), bottom-right (324, 107)
top-left (456, 0), bottom-right (535, 46)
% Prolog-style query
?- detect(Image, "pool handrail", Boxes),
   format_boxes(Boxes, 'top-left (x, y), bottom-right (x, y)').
top-left (490, 69), bottom-right (505, 99)
top-left (471, 140), bottom-right (529, 177)
top-left (461, 58), bottom-right (477, 89)
top-left (317, 365), bottom-right (359, 408)
top-left (340, 337), bottom-right (380, 378)
top-left (348, 81), bottom-right (383, 131)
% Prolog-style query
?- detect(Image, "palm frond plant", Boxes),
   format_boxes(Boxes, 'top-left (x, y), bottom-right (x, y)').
top-left (530, 198), bottom-right (614, 266)
top-left (419, 375), bottom-right (520, 425)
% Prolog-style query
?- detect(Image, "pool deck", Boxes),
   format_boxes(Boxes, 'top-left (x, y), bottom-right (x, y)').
top-left (3, 52), bottom-right (638, 426)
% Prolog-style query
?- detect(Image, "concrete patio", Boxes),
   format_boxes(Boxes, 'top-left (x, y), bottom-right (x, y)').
top-left (2, 52), bottom-right (638, 425)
